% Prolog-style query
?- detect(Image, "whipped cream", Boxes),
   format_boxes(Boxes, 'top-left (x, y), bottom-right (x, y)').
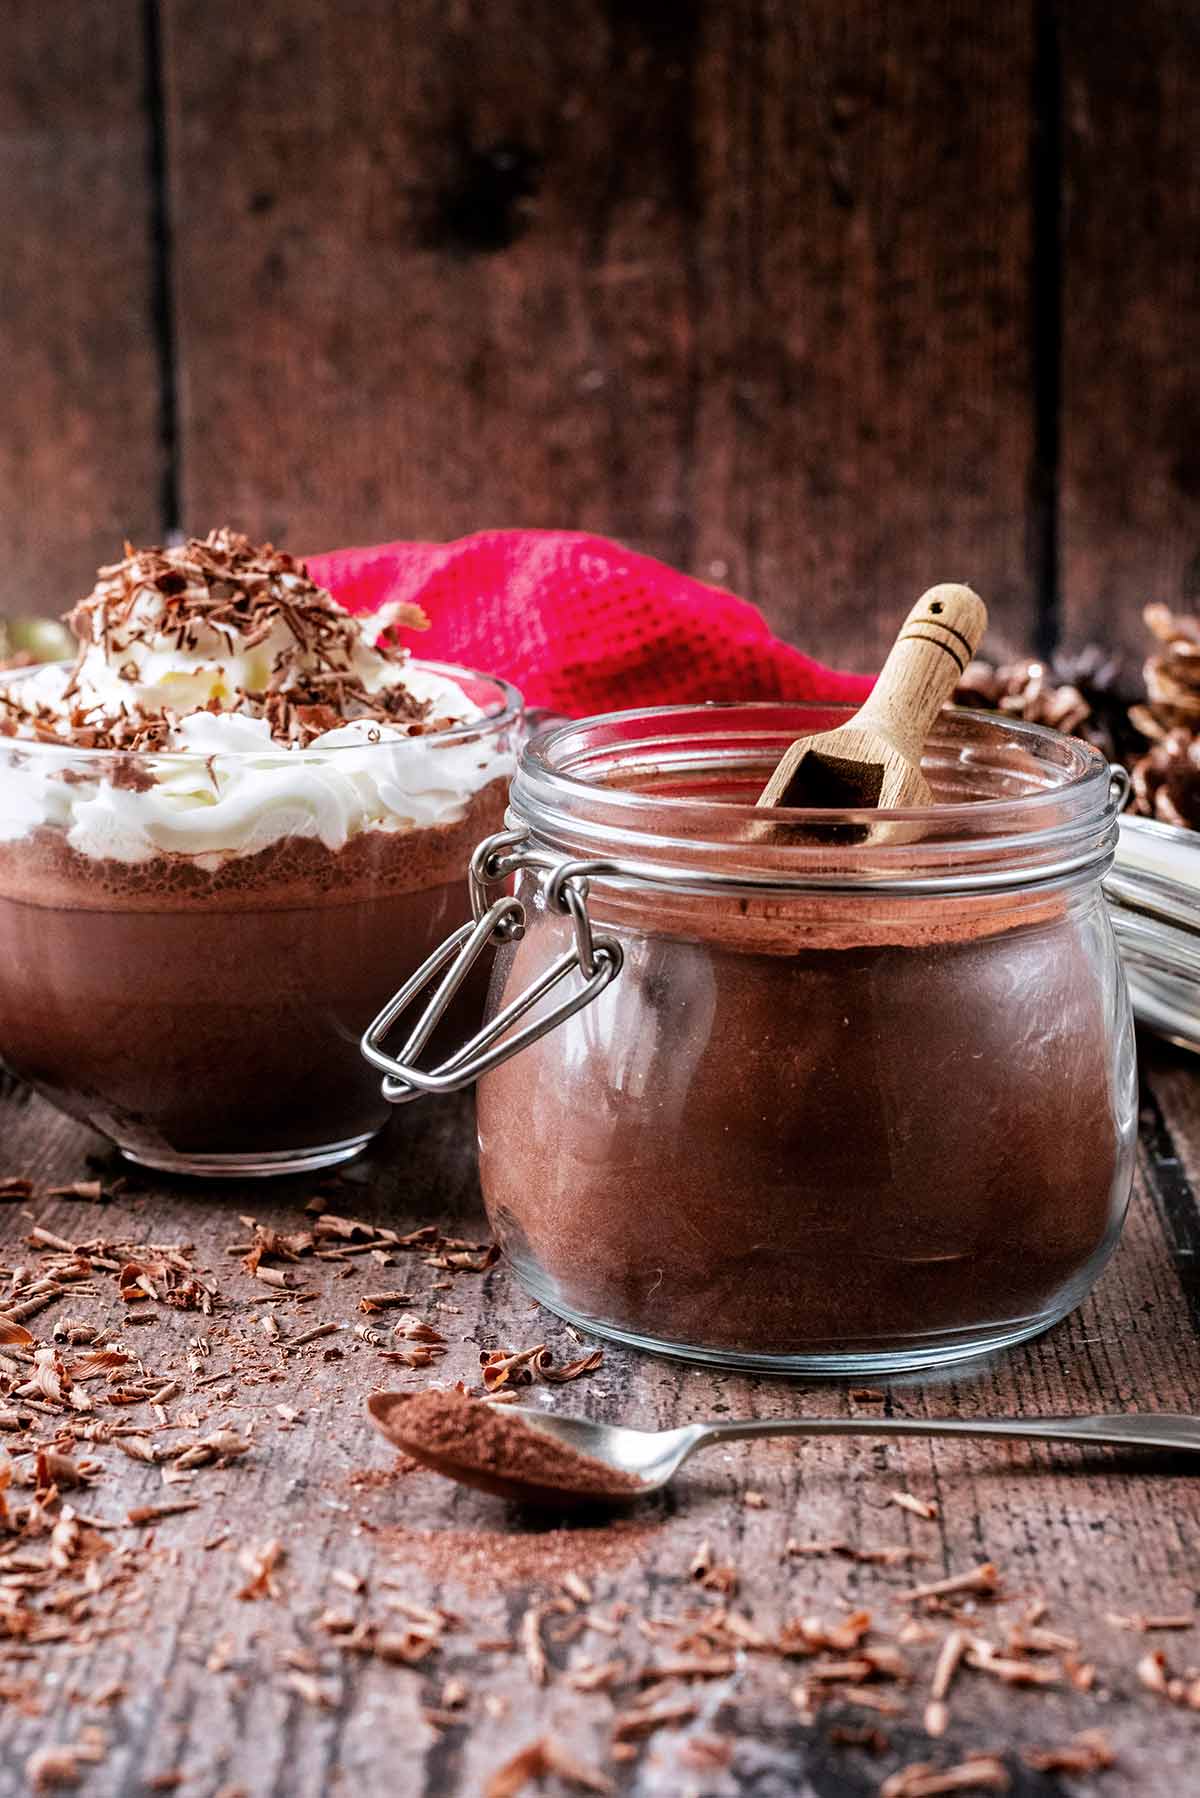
top-left (0, 532), bottom-right (516, 864)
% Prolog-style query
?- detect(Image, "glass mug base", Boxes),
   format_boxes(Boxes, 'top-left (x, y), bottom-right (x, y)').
top-left (120, 1131), bottom-right (377, 1180)
top-left (510, 1256), bottom-right (1109, 1377)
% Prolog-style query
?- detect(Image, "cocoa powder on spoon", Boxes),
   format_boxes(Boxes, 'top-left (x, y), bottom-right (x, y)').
top-left (367, 1389), bottom-right (647, 1505)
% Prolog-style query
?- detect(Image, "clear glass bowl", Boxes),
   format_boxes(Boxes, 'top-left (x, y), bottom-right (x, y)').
top-left (0, 661), bottom-right (521, 1176)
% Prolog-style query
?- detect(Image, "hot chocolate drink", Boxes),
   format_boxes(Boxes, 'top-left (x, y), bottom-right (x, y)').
top-left (0, 530), bottom-right (517, 1172)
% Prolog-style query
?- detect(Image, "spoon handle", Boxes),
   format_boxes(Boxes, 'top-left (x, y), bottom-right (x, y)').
top-left (693, 1413), bottom-right (1200, 1456)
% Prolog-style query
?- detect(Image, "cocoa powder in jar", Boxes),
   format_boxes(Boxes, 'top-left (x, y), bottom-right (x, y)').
top-left (477, 879), bottom-right (1133, 1360)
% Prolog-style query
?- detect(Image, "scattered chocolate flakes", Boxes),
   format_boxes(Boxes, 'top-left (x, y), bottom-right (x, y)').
top-left (520, 1601), bottom-right (551, 1685)
top-left (965, 1641), bottom-right (1059, 1688)
top-left (43, 1182), bottom-right (106, 1204)
top-left (126, 1500), bottom-right (200, 1526)
top-left (289, 1322), bottom-right (342, 1350)
top-left (237, 1538), bottom-right (286, 1602)
top-left (898, 1563), bottom-right (1001, 1605)
top-left (676, 1734), bottom-right (733, 1770)
top-left (480, 1345), bottom-right (543, 1392)
top-left (1023, 1729), bottom-right (1116, 1775)
top-left (880, 1756), bottom-right (1010, 1797)
top-left (0, 1174), bottom-right (1193, 1789)
top-left (924, 1628), bottom-right (968, 1737)
top-left (358, 1291), bottom-right (413, 1314)
top-left (117, 1254), bottom-right (214, 1314)
top-left (391, 1315), bottom-right (447, 1352)
top-left (25, 1739), bottom-right (98, 1793)
top-left (889, 1489), bottom-right (939, 1522)
top-left (484, 1737), bottom-right (612, 1798)
top-left (428, 1243), bottom-right (500, 1274)
top-left (532, 1346), bottom-right (604, 1384)
top-left (611, 1696), bottom-right (699, 1743)
top-left (1136, 1647), bottom-right (1200, 1708)
top-left (639, 1652), bottom-right (737, 1681)
top-left (785, 1537), bottom-right (925, 1568)
top-left (1106, 1610), bottom-right (1194, 1633)
top-left (284, 1670), bottom-right (335, 1709)
top-left (566, 1660), bottom-right (626, 1693)
top-left (689, 1539), bottom-right (738, 1596)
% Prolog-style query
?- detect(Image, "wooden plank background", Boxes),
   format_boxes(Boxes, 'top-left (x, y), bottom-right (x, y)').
top-left (1, 0), bottom-right (1197, 673)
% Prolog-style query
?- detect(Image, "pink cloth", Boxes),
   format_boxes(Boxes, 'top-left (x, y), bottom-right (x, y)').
top-left (310, 528), bottom-right (872, 717)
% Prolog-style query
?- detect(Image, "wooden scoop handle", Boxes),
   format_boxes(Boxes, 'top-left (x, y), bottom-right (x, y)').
top-left (855, 584), bottom-right (988, 766)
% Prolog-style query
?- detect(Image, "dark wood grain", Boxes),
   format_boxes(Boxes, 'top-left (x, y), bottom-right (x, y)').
top-left (7, 2), bottom-right (1200, 677)
top-left (160, 0), bottom-right (1038, 669)
top-left (0, 2), bottom-right (165, 619)
top-left (0, 1043), bottom-right (1198, 1795)
top-left (1058, 0), bottom-right (1200, 667)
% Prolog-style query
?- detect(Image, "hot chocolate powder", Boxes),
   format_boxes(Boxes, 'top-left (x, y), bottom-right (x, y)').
top-left (477, 887), bottom-right (1135, 1359)
top-left (369, 1389), bottom-right (647, 1502)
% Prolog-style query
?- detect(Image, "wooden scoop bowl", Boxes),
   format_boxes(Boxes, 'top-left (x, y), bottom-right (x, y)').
top-left (757, 584), bottom-right (988, 811)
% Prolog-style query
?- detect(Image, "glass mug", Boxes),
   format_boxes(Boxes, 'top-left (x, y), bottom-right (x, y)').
top-left (363, 703), bottom-right (1137, 1374)
top-left (0, 662), bottom-right (522, 1176)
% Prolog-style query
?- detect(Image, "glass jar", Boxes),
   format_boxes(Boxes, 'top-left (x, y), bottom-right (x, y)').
top-left (364, 702), bottom-right (1137, 1374)
top-left (0, 661), bottom-right (521, 1177)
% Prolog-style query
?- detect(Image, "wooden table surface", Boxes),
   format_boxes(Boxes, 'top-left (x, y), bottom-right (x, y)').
top-left (0, 1035), bottom-right (1198, 1798)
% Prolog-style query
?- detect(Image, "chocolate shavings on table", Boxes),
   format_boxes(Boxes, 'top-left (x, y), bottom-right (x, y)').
top-left (880, 1757), bottom-right (1011, 1796)
top-left (1023, 1729), bottom-right (1116, 1774)
top-left (484, 1737), bottom-right (612, 1797)
top-left (0, 1173), bottom-right (1178, 1789)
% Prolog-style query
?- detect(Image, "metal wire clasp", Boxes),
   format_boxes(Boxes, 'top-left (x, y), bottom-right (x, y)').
top-left (360, 831), bottom-right (624, 1104)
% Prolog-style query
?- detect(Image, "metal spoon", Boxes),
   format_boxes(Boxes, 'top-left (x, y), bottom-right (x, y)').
top-left (440, 1407), bottom-right (1200, 1508)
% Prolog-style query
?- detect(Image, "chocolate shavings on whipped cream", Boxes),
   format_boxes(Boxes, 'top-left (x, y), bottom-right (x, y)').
top-left (0, 528), bottom-right (439, 751)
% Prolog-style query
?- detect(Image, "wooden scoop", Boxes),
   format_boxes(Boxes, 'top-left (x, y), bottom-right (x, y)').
top-left (757, 584), bottom-right (988, 810)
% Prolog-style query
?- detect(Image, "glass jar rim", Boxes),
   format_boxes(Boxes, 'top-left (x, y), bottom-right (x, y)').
top-left (0, 658), bottom-right (524, 763)
top-left (509, 701), bottom-right (1120, 896)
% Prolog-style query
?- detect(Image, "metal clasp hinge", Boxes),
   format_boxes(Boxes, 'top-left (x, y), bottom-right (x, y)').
top-left (360, 831), bottom-right (624, 1104)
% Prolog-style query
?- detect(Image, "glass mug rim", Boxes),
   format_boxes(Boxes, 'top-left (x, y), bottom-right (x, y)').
top-left (0, 658), bottom-right (524, 764)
